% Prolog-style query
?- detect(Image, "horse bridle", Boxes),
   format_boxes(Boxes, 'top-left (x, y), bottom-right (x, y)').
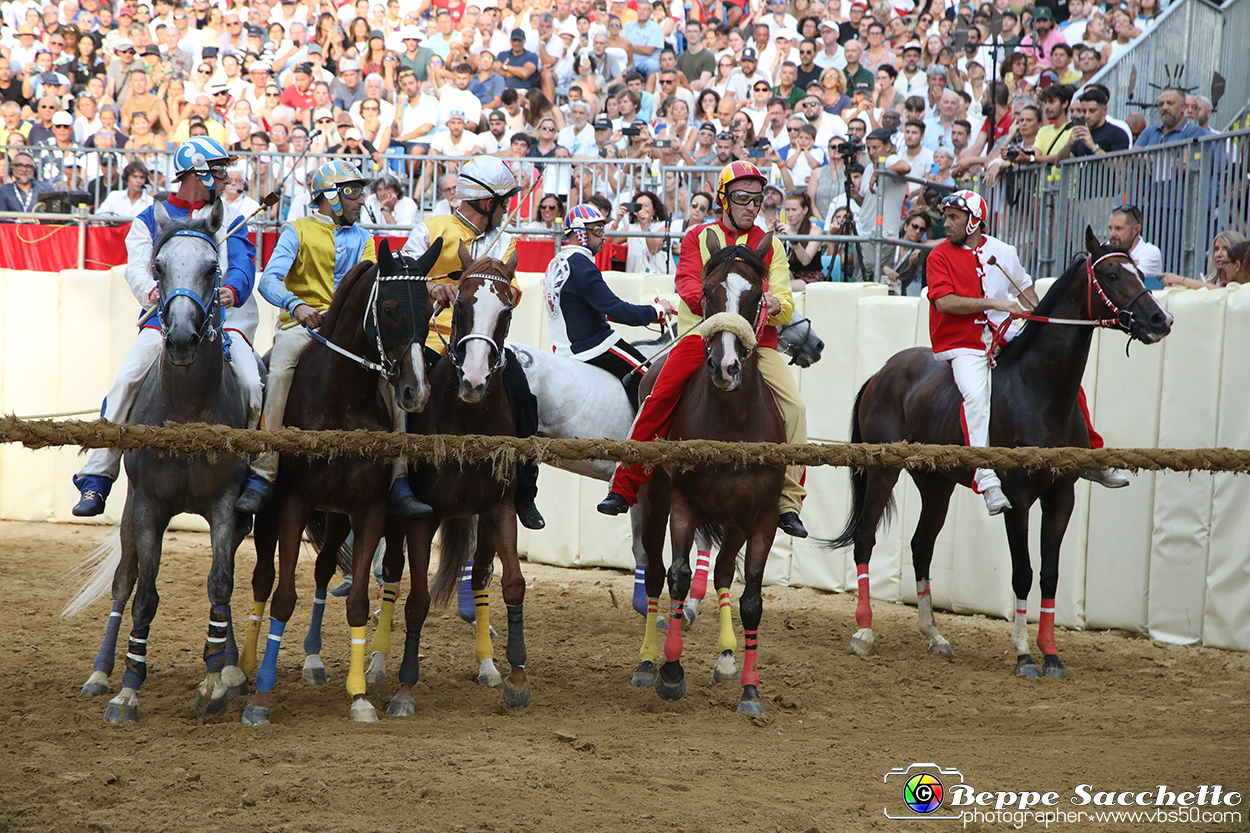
top-left (155, 228), bottom-right (222, 341)
top-left (444, 270), bottom-right (514, 376)
top-left (1084, 251), bottom-right (1154, 335)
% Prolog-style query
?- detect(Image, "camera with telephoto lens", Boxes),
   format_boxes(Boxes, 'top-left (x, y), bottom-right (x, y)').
top-left (1005, 137), bottom-right (1025, 161)
top-left (836, 138), bottom-right (864, 159)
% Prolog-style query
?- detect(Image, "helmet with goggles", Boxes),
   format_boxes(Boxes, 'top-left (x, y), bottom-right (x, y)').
top-left (310, 160), bottom-right (368, 221)
top-left (456, 155), bottom-right (520, 218)
top-left (563, 203), bottom-right (607, 248)
top-left (940, 189), bottom-right (988, 236)
top-left (173, 135), bottom-right (232, 194)
top-left (714, 160), bottom-right (769, 210)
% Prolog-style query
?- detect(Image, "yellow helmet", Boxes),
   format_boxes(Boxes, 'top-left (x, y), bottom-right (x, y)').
top-left (714, 161), bottom-right (768, 209)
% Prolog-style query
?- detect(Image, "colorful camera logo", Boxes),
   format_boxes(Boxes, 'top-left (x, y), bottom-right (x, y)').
top-left (884, 763), bottom-right (964, 820)
top-left (903, 771), bottom-right (945, 813)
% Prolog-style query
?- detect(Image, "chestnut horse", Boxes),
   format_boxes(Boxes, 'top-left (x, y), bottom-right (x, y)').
top-left (239, 240), bottom-right (438, 724)
top-left (831, 228), bottom-right (1172, 677)
top-left (633, 231), bottom-right (785, 714)
top-left (366, 243), bottom-right (536, 714)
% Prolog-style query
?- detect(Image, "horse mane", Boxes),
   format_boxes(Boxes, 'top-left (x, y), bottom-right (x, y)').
top-left (703, 241), bottom-right (767, 286)
top-left (318, 259), bottom-right (377, 339)
top-left (993, 243), bottom-right (1111, 366)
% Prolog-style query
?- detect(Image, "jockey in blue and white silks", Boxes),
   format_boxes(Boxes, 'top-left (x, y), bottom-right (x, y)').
top-left (543, 203), bottom-right (673, 410)
top-left (72, 136), bottom-right (261, 517)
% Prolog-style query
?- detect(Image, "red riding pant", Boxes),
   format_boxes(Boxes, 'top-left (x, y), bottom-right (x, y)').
top-left (1078, 387), bottom-right (1103, 448)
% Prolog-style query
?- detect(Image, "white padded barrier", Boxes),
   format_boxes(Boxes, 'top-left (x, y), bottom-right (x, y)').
top-left (4, 268), bottom-right (1248, 651)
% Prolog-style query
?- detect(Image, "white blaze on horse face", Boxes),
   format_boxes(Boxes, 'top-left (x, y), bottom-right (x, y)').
top-left (718, 272), bottom-right (752, 383)
top-left (461, 285), bottom-right (508, 391)
top-left (408, 343), bottom-right (431, 410)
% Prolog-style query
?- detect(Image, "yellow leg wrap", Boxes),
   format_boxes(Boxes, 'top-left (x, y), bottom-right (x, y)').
top-left (716, 588), bottom-right (737, 654)
top-left (241, 600), bottom-right (265, 677)
top-left (640, 597), bottom-right (660, 663)
top-left (346, 625), bottom-right (367, 697)
top-left (473, 590), bottom-right (493, 662)
top-left (371, 583), bottom-right (398, 656)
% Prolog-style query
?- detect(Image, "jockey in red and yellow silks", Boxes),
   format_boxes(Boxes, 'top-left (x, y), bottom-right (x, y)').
top-left (597, 161), bottom-right (809, 539)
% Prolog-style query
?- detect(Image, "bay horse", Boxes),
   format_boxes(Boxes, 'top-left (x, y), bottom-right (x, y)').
top-left (68, 200), bottom-right (250, 721)
top-left (633, 231), bottom-right (785, 715)
top-left (238, 239), bottom-right (437, 725)
top-left (363, 243), bottom-right (534, 714)
top-left (831, 227), bottom-right (1172, 677)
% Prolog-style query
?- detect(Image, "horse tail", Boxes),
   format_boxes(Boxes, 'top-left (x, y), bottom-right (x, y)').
top-left (827, 379), bottom-right (895, 549)
top-left (697, 523), bottom-right (724, 551)
top-left (430, 516), bottom-right (478, 607)
top-left (305, 511), bottom-right (353, 575)
top-left (61, 525), bottom-right (123, 618)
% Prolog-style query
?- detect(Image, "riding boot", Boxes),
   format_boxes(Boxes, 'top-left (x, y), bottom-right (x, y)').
top-left (236, 473), bottom-right (274, 515)
top-left (72, 474), bottom-right (113, 517)
top-left (778, 511), bottom-right (808, 538)
top-left (388, 478), bottom-right (434, 519)
top-left (502, 349), bottom-right (544, 530)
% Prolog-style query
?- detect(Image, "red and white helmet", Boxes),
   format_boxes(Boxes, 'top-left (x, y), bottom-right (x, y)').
top-left (941, 189), bottom-right (988, 235)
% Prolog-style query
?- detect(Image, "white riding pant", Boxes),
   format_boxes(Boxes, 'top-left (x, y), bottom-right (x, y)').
top-left (77, 326), bottom-right (264, 481)
top-left (948, 347), bottom-right (999, 493)
top-left (250, 322), bottom-right (406, 486)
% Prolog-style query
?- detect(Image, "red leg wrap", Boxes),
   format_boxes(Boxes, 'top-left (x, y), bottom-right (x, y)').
top-left (690, 551), bottom-right (711, 600)
top-left (1038, 598), bottom-right (1057, 655)
top-left (663, 600), bottom-right (685, 662)
top-left (741, 629), bottom-right (759, 686)
top-left (855, 564), bottom-right (872, 630)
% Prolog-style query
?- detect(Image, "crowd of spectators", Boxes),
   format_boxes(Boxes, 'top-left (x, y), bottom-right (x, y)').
top-left (0, 0), bottom-right (1240, 289)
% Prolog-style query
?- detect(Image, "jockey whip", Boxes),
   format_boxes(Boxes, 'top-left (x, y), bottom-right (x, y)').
top-left (480, 166), bottom-right (544, 256)
top-left (986, 255), bottom-right (1036, 311)
top-left (629, 317), bottom-right (703, 376)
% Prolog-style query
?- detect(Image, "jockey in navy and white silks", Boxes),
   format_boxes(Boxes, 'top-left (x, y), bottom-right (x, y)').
top-left (72, 136), bottom-right (261, 517)
top-left (543, 203), bottom-right (673, 409)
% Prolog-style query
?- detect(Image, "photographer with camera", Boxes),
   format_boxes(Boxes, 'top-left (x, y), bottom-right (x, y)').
top-left (611, 190), bottom-right (669, 274)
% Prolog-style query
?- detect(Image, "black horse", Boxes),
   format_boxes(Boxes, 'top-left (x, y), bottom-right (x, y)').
top-left (831, 227), bottom-right (1172, 677)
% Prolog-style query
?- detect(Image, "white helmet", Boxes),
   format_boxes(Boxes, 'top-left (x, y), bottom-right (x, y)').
top-left (456, 155), bottom-right (520, 204)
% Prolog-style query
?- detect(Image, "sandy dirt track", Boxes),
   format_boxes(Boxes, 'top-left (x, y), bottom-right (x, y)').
top-left (0, 519), bottom-right (1247, 833)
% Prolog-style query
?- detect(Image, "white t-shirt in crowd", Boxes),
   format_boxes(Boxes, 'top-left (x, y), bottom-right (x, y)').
top-left (1130, 236), bottom-right (1164, 276)
top-left (428, 130), bottom-right (483, 157)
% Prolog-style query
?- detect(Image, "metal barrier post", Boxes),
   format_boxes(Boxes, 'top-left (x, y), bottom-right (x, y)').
top-left (76, 206), bottom-right (87, 270)
top-left (874, 161), bottom-right (886, 283)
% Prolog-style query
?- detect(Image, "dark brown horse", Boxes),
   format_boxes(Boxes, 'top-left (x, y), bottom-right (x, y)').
top-left (238, 240), bottom-right (438, 725)
top-left (831, 228), bottom-right (1171, 677)
top-left (633, 231), bottom-right (785, 714)
top-left (366, 243), bottom-right (535, 715)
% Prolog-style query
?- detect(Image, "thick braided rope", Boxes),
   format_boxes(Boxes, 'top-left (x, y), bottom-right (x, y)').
top-left (2, 416), bottom-right (1249, 475)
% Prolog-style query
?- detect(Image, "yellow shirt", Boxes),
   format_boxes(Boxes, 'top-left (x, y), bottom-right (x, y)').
top-left (401, 213), bottom-right (521, 353)
top-left (273, 214), bottom-right (378, 327)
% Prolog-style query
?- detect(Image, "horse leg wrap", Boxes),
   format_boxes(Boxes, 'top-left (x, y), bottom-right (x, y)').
top-left (223, 608), bottom-right (240, 669)
top-left (741, 629), bottom-right (760, 687)
top-left (855, 564), bottom-right (872, 630)
top-left (122, 625), bottom-right (150, 691)
top-left (303, 588), bottom-right (327, 657)
top-left (917, 581), bottom-right (936, 636)
top-left (1037, 599), bottom-right (1057, 656)
top-left (203, 604), bottom-right (230, 674)
top-left (664, 600), bottom-right (685, 663)
top-left (631, 566), bottom-right (648, 616)
top-left (473, 590), bottom-right (493, 662)
top-left (398, 621), bottom-right (423, 686)
top-left (717, 588), bottom-right (737, 654)
top-left (93, 601), bottom-right (125, 675)
top-left (347, 625), bottom-right (368, 697)
top-left (242, 600), bottom-right (265, 677)
top-left (1012, 598), bottom-right (1030, 655)
top-left (690, 551), bottom-right (711, 601)
top-left (505, 604), bottom-right (526, 670)
top-left (640, 598), bottom-right (660, 663)
top-left (255, 618), bottom-right (286, 694)
top-left (457, 561), bottom-right (475, 624)
top-left (372, 583), bottom-right (398, 657)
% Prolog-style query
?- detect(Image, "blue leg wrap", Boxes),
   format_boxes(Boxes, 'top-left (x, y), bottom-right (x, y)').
top-left (255, 619), bottom-right (287, 694)
top-left (457, 560), bottom-right (475, 623)
top-left (93, 600), bottom-right (125, 675)
top-left (632, 566), bottom-right (648, 616)
top-left (303, 587), bottom-right (327, 656)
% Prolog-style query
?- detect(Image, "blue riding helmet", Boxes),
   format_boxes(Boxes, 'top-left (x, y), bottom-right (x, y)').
top-left (173, 136), bottom-right (232, 193)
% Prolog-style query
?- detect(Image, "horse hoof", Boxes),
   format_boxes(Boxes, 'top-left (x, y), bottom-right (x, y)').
top-left (850, 630), bottom-right (875, 657)
top-left (711, 650), bottom-right (740, 685)
top-left (655, 661), bottom-right (686, 701)
top-left (240, 705), bottom-right (270, 726)
top-left (103, 702), bottom-right (137, 723)
top-left (302, 666), bottom-right (328, 685)
top-left (222, 666), bottom-right (250, 696)
top-left (1043, 655), bottom-right (1068, 679)
top-left (82, 671), bottom-right (110, 697)
top-left (350, 699), bottom-right (379, 723)
top-left (737, 685), bottom-right (765, 714)
top-left (928, 640), bottom-right (954, 657)
top-left (1016, 653), bottom-right (1042, 678)
top-left (502, 681), bottom-right (533, 709)
top-left (365, 652), bottom-right (387, 684)
top-left (195, 692), bottom-right (229, 716)
top-left (631, 661), bottom-right (657, 688)
top-left (478, 658), bottom-right (503, 687)
top-left (655, 615), bottom-right (668, 633)
top-left (682, 601), bottom-right (699, 631)
top-left (386, 698), bottom-right (416, 717)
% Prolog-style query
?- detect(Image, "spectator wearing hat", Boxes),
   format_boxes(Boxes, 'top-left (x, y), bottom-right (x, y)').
top-left (35, 110), bottom-right (86, 188)
top-left (497, 28), bottom-right (539, 92)
top-left (394, 26), bottom-right (433, 83)
top-left (0, 151), bottom-right (50, 218)
top-left (121, 67), bottom-right (164, 134)
top-left (106, 38), bottom-right (142, 104)
top-left (328, 57), bottom-right (365, 111)
top-left (10, 26), bottom-right (43, 69)
top-left (1018, 6), bottom-right (1068, 70)
top-left (280, 61), bottom-right (317, 126)
top-left (427, 110), bottom-right (482, 160)
top-left (724, 46), bottom-right (770, 102)
top-left (242, 60), bottom-right (273, 110)
top-left (476, 109), bottom-right (512, 153)
top-left (895, 41), bottom-right (925, 97)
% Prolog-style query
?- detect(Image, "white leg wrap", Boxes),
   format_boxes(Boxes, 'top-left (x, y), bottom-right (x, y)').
top-left (1011, 598), bottom-right (1030, 654)
top-left (478, 658), bottom-right (502, 687)
top-left (365, 650), bottom-right (388, 684)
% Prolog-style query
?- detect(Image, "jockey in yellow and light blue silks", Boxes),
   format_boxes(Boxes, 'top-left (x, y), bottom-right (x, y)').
top-left (233, 160), bottom-right (433, 520)
top-left (401, 155), bottom-right (548, 531)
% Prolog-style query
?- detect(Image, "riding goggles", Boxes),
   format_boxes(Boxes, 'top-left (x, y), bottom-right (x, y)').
top-left (727, 190), bottom-right (764, 207)
top-left (338, 183), bottom-right (367, 200)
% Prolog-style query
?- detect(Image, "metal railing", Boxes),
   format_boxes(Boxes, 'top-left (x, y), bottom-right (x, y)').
top-left (982, 127), bottom-right (1250, 279)
top-left (1088, 0), bottom-right (1250, 133)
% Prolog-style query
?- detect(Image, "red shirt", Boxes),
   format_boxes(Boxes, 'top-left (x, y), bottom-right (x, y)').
top-left (926, 239), bottom-right (987, 358)
top-left (280, 82), bottom-right (316, 113)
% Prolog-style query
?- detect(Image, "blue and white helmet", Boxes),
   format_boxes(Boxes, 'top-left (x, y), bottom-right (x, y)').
top-left (310, 160), bottom-right (368, 218)
top-left (173, 136), bottom-right (231, 192)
